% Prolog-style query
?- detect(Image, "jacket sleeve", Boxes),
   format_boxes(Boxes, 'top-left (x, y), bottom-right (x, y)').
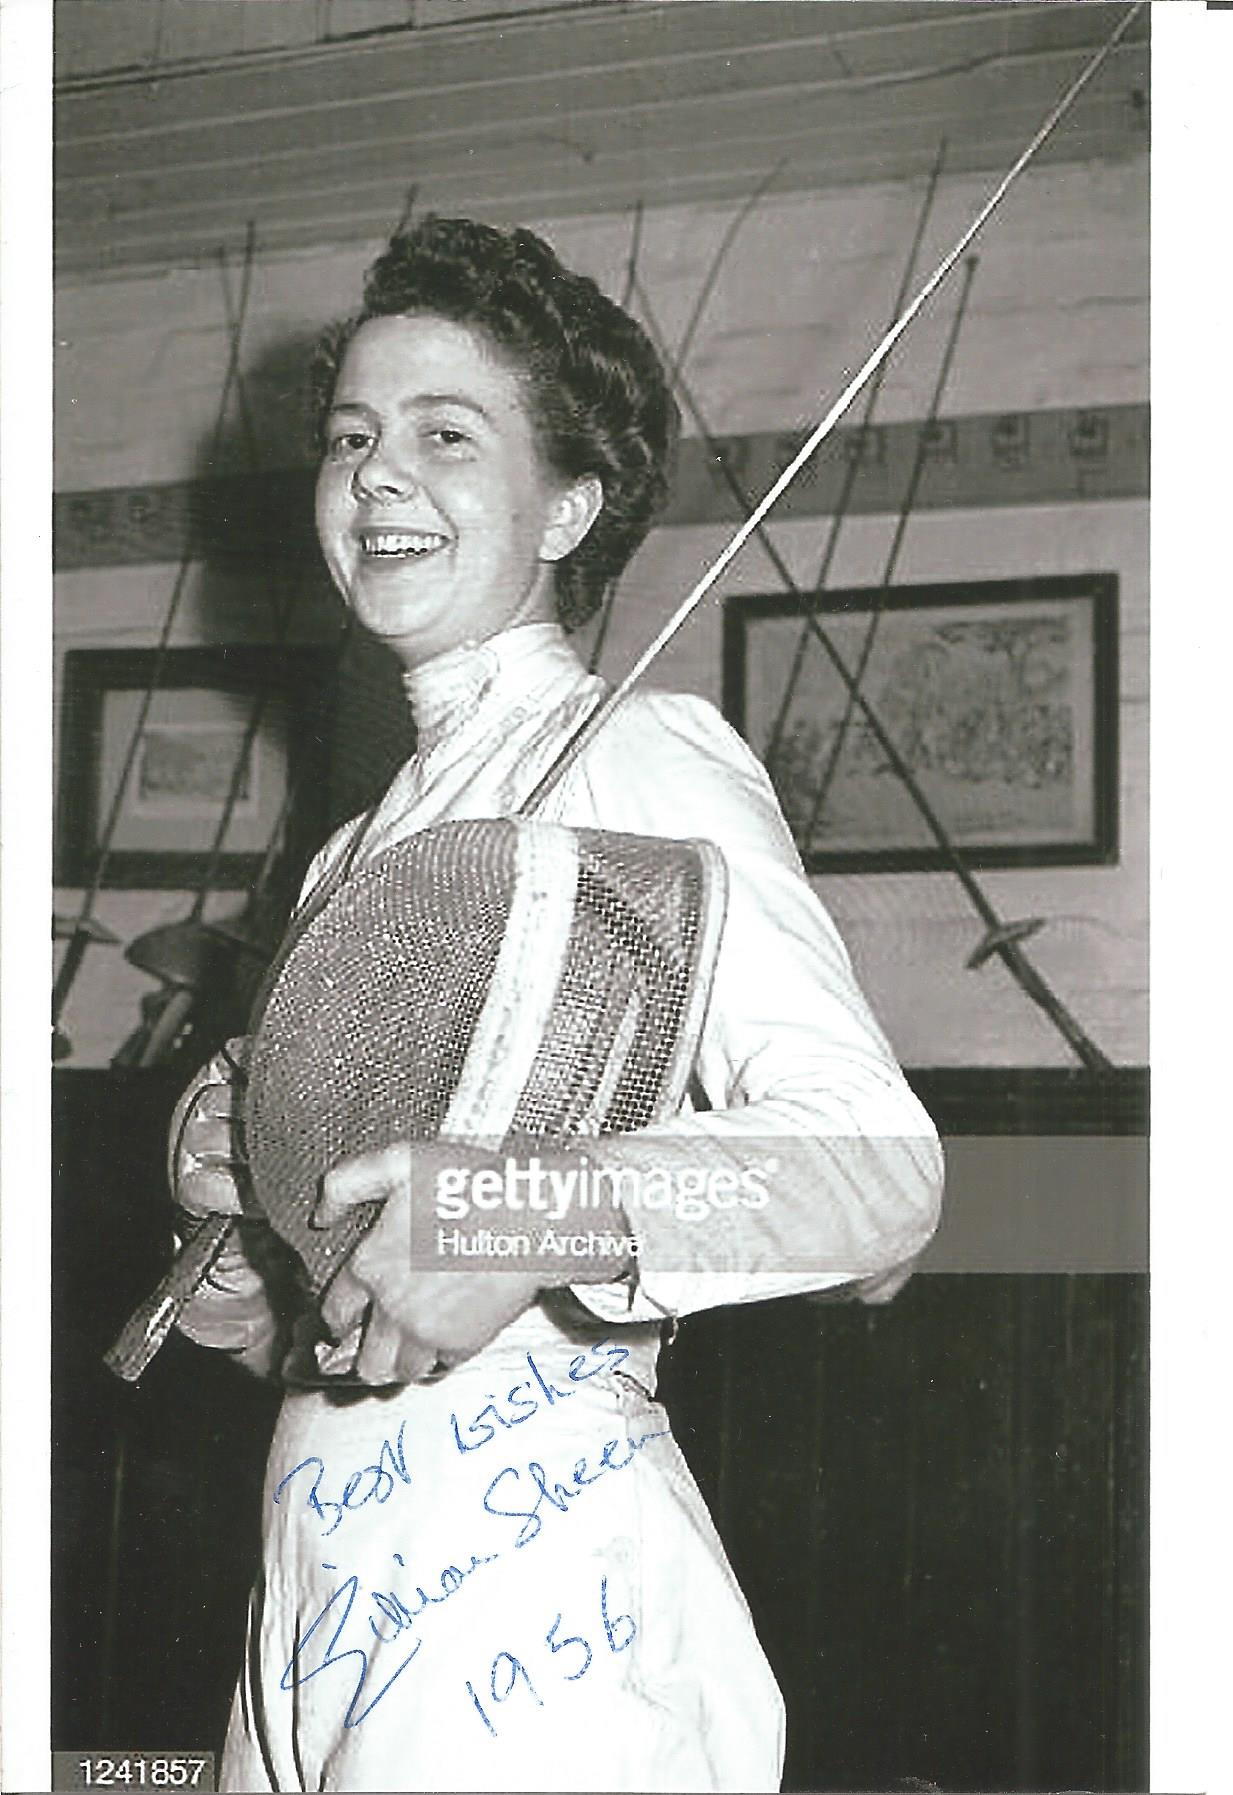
top-left (546, 691), bottom-right (943, 1324)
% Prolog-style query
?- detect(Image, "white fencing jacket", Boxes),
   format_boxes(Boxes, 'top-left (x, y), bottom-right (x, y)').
top-left (197, 620), bottom-right (942, 1793)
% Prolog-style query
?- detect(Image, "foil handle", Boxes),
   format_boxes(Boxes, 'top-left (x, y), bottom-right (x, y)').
top-left (104, 1214), bottom-right (234, 1382)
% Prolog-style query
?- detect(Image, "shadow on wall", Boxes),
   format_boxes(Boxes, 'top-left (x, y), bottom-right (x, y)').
top-left (188, 322), bottom-right (417, 841)
top-left (71, 326), bottom-right (421, 1073)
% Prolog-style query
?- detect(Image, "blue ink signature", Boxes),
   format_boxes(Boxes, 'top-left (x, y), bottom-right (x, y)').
top-left (450, 1340), bottom-right (630, 1455)
top-left (272, 1341), bottom-right (631, 1538)
top-left (273, 1419), bottom-right (412, 1538)
top-left (279, 1409), bottom-right (663, 1731)
top-left (482, 1424), bottom-right (670, 1550)
top-left (368, 1547), bottom-right (501, 1646)
top-left (282, 1545), bottom-right (499, 1728)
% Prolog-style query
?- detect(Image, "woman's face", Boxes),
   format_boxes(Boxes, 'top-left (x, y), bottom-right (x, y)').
top-left (316, 313), bottom-right (600, 668)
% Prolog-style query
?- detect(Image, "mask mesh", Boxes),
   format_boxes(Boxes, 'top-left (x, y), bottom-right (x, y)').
top-left (243, 818), bottom-right (726, 1295)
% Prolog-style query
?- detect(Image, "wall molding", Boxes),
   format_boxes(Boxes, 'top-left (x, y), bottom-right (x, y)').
top-left (51, 1064), bottom-right (1149, 1136)
top-left (906, 1066), bottom-right (1147, 1136)
top-left (54, 402), bottom-right (1148, 572)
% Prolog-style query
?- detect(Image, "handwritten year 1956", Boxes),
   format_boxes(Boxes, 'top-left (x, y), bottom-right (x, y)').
top-left (464, 1575), bottom-right (637, 1740)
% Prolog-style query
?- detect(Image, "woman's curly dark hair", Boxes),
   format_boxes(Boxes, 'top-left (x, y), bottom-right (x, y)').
top-left (310, 216), bottom-right (680, 631)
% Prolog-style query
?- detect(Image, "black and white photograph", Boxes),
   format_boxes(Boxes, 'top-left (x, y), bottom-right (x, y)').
top-left (3, 2), bottom-right (1227, 1792)
top-left (724, 574), bottom-right (1120, 872)
top-left (54, 645), bottom-right (334, 888)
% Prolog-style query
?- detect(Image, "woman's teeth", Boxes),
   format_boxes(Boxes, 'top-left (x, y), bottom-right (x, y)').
top-left (361, 530), bottom-right (449, 558)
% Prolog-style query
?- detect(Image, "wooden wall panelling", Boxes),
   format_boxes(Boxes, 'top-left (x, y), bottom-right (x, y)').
top-left (52, 1072), bottom-right (281, 1751)
top-left (52, 1067), bottom-right (1148, 1785)
top-left (54, 5), bottom-right (1148, 274)
top-left (657, 1277), bottom-right (1147, 1791)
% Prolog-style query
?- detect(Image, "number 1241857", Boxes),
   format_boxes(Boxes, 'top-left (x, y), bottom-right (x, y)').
top-left (53, 1755), bottom-right (213, 1790)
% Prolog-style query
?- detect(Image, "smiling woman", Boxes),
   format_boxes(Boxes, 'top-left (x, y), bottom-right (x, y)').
top-left (158, 214), bottom-right (942, 1794)
top-left (314, 313), bottom-right (602, 666)
top-left (309, 216), bottom-right (677, 639)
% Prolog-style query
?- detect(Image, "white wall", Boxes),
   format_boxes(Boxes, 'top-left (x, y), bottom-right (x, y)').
top-left (54, 156), bottom-right (1147, 1066)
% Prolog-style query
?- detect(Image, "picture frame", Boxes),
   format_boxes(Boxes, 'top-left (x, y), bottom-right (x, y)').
top-left (723, 573), bottom-right (1119, 873)
top-left (55, 645), bottom-right (336, 890)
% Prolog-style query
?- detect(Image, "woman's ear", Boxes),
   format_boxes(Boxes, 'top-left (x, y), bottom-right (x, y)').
top-left (540, 474), bottom-right (603, 563)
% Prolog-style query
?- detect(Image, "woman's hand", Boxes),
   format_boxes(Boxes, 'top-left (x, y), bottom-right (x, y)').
top-left (313, 1143), bottom-right (545, 1384)
top-left (168, 1037), bottom-right (252, 1218)
top-left (166, 1040), bottom-right (287, 1373)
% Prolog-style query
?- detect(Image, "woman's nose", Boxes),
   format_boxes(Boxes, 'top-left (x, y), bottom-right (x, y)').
top-left (352, 444), bottom-right (420, 502)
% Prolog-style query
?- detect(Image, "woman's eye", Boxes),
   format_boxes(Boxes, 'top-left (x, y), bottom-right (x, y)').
top-left (328, 430), bottom-right (372, 458)
top-left (429, 426), bottom-right (470, 449)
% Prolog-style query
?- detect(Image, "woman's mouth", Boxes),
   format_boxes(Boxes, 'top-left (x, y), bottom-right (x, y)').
top-left (358, 529), bottom-right (450, 559)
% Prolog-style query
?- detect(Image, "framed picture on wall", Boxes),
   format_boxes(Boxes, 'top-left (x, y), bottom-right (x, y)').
top-left (723, 573), bottom-right (1118, 873)
top-left (55, 645), bottom-right (336, 889)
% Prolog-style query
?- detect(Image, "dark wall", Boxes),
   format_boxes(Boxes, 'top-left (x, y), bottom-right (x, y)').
top-left (53, 1072), bottom-right (281, 1755)
top-left (659, 1277), bottom-right (1145, 1792)
top-left (53, 1069), bottom-right (1146, 1791)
